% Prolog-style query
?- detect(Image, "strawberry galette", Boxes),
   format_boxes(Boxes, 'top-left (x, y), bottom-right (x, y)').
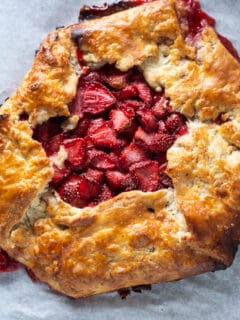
top-left (0, 0), bottom-right (240, 298)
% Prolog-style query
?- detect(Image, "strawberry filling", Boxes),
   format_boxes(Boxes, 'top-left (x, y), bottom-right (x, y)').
top-left (33, 65), bottom-right (188, 208)
top-left (0, 249), bottom-right (20, 272)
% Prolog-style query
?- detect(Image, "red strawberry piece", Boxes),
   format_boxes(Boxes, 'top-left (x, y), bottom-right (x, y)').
top-left (72, 118), bottom-right (90, 137)
top-left (120, 100), bottom-right (144, 117)
top-left (106, 171), bottom-right (137, 192)
top-left (114, 84), bottom-right (138, 100)
top-left (122, 173), bottom-right (138, 191)
top-left (88, 149), bottom-right (118, 170)
top-left (152, 91), bottom-right (163, 104)
top-left (58, 174), bottom-right (87, 208)
top-left (33, 117), bottom-right (63, 143)
top-left (165, 113), bottom-right (185, 134)
top-left (158, 120), bottom-right (168, 134)
top-left (106, 170), bottom-right (127, 191)
top-left (152, 97), bottom-right (172, 119)
top-left (158, 161), bottom-right (167, 172)
top-left (156, 133), bottom-right (176, 152)
top-left (136, 109), bottom-right (158, 133)
top-left (44, 133), bottom-right (64, 156)
top-left (135, 127), bottom-right (175, 153)
top-left (51, 163), bottom-right (70, 185)
top-left (78, 176), bottom-right (101, 200)
top-left (159, 172), bottom-right (173, 188)
top-left (90, 122), bottom-right (122, 148)
top-left (97, 184), bottom-right (114, 202)
top-left (84, 168), bottom-right (104, 184)
top-left (100, 65), bottom-right (131, 89)
top-left (176, 125), bottom-right (188, 137)
top-left (120, 142), bottom-right (147, 169)
top-left (71, 81), bottom-right (116, 116)
top-left (130, 160), bottom-right (160, 192)
top-left (133, 81), bottom-right (153, 105)
top-left (110, 109), bottom-right (133, 133)
top-left (87, 118), bottom-right (106, 135)
top-left (63, 138), bottom-right (86, 167)
top-left (81, 71), bottom-right (101, 82)
top-left (134, 127), bottom-right (158, 152)
top-left (84, 136), bottom-right (95, 150)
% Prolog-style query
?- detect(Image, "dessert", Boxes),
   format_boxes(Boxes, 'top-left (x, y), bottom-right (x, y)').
top-left (0, 0), bottom-right (240, 298)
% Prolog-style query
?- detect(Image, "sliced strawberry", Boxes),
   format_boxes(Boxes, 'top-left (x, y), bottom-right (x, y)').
top-left (84, 136), bottom-right (95, 150)
top-left (176, 125), bottom-right (188, 137)
top-left (159, 171), bottom-right (173, 188)
top-left (120, 142), bottom-right (147, 169)
top-left (152, 91), bottom-right (163, 104)
top-left (136, 109), bottom-right (158, 133)
top-left (122, 173), bottom-right (137, 191)
top-left (133, 81), bottom-right (153, 105)
top-left (110, 109), bottom-right (133, 133)
top-left (87, 118), bottom-right (106, 135)
top-left (158, 155), bottom-right (168, 168)
top-left (33, 117), bottom-right (63, 143)
top-left (45, 133), bottom-right (64, 156)
top-left (81, 71), bottom-right (101, 82)
top-left (90, 122), bottom-right (122, 148)
top-left (51, 163), bottom-right (70, 185)
top-left (106, 170), bottom-right (137, 192)
top-left (106, 170), bottom-right (127, 190)
top-left (71, 81), bottom-right (116, 115)
top-left (158, 120), bottom-right (168, 134)
top-left (58, 174), bottom-right (87, 208)
top-left (135, 127), bottom-right (175, 153)
top-left (63, 138), bottom-right (86, 167)
top-left (156, 134), bottom-right (176, 152)
top-left (114, 84), bottom-right (138, 100)
top-left (84, 168), bottom-right (104, 184)
top-left (134, 127), bottom-right (157, 151)
top-left (88, 149), bottom-right (118, 170)
top-left (71, 118), bottom-right (90, 137)
top-left (97, 184), bottom-right (114, 202)
top-left (152, 97), bottom-right (172, 119)
top-left (120, 100), bottom-right (144, 117)
top-left (78, 176), bottom-right (101, 200)
top-left (165, 113), bottom-right (185, 133)
top-left (130, 161), bottom-right (159, 192)
top-left (100, 65), bottom-right (131, 89)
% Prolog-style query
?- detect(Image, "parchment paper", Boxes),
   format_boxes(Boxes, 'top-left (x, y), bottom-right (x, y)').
top-left (0, 1), bottom-right (240, 319)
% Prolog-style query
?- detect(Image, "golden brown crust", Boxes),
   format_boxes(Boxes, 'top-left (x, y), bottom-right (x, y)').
top-left (1, 26), bottom-right (79, 125)
top-left (78, 0), bottom-right (179, 71)
top-left (0, 0), bottom-right (240, 298)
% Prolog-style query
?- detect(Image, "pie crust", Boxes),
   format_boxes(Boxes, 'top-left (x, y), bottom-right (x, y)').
top-left (1, 0), bottom-right (240, 298)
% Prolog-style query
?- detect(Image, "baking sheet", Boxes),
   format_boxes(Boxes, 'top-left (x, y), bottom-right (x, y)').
top-left (0, 1), bottom-right (240, 319)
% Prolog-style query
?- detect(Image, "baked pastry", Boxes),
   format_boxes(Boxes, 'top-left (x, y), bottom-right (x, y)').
top-left (0, 0), bottom-right (240, 299)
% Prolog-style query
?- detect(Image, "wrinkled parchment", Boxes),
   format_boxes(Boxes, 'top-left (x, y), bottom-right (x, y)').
top-left (0, 1), bottom-right (240, 319)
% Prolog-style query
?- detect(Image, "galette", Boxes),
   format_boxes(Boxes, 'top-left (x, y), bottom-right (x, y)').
top-left (0, 0), bottom-right (240, 298)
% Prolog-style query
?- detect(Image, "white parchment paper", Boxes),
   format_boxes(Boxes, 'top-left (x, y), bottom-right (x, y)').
top-left (0, 1), bottom-right (240, 319)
